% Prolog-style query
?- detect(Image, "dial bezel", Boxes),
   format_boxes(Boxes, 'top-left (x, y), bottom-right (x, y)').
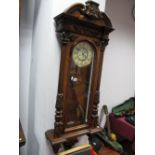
top-left (72, 41), bottom-right (94, 67)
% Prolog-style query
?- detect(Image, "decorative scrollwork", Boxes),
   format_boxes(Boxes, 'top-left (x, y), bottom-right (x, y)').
top-left (58, 31), bottom-right (78, 45)
top-left (93, 35), bottom-right (109, 49)
top-left (101, 35), bottom-right (109, 47)
top-left (58, 32), bottom-right (72, 44)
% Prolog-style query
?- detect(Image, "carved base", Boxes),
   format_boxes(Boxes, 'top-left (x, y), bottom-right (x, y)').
top-left (45, 127), bottom-right (103, 153)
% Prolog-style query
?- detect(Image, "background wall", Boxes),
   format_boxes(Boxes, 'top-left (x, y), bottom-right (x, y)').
top-left (19, 0), bottom-right (35, 154)
top-left (19, 0), bottom-right (134, 155)
top-left (99, 0), bottom-right (135, 112)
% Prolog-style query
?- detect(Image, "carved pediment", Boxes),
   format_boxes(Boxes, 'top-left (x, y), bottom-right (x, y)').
top-left (54, 1), bottom-right (114, 44)
top-left (62, 0), bottom-right (113, 29)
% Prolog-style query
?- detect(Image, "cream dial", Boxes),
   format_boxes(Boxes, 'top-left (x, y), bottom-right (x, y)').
top-left (72, 42), bottom-right (93, 67)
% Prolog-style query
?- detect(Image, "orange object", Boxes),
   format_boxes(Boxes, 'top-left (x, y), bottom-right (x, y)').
top-left (110, 133), bottom-right (117, 141)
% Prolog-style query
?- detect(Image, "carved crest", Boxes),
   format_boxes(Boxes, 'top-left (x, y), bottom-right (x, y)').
top-left (54, 0), bottom-right (114, 36)
top-left (81, 1), bottom-right (101, 19)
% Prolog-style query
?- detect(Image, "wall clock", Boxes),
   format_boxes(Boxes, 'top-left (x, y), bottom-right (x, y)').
top-left (45, 0), bottom-right (114, 153)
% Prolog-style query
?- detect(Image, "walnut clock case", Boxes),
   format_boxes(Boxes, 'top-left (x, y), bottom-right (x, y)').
top-left (45, 0), bottom-right (114, 153)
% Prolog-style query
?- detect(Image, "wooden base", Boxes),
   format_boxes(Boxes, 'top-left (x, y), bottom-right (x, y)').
top-left (45, 127), bottom-right (103, 153)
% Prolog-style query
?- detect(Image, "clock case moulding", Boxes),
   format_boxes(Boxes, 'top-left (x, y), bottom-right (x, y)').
top-left (45, 0), bottom-right (114, 153)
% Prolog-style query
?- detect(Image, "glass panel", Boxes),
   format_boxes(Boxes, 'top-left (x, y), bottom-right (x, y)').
top-left (65, 42), bottom-right (94, 128)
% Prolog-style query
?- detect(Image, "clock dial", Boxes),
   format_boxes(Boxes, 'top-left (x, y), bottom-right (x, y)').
top-left (72, 42), bottom-right (93, 67)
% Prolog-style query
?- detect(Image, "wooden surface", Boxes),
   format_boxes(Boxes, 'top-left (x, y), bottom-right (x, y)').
top-left (45, 127), bottom-right (103, 145)
top-left (98, 147), bottom-right (120, 155)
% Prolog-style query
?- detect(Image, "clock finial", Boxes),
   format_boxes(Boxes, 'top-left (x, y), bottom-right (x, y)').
top-left (82, 0), bottom-right (100, 18)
